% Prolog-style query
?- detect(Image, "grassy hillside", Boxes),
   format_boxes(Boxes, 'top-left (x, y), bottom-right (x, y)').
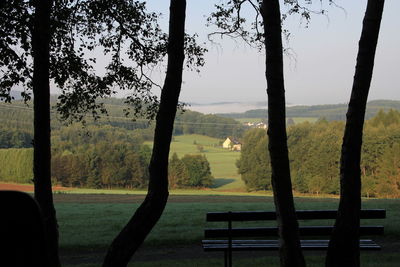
top-left (218, 100), bottom-right (400, 121)
top-left (0, 98), bottom-right (245, 140)
top-left (145, 134), bottom-right (244, 190)
top-left (235, 117), bottom-right (318, 124)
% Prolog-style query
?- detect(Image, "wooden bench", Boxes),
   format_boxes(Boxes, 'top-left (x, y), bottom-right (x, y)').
top-left (202, 209), bottom-right (385, 267)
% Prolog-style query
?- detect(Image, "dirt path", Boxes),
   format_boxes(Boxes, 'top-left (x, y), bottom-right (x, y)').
top-left (0, 182), bottom-right (71, 192)
top-left (51, 193), bottom-right (269, 204)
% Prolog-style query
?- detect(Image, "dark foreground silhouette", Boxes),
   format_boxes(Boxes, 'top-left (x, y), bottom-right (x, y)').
top-left (0, 191), bottom-right (47, 267)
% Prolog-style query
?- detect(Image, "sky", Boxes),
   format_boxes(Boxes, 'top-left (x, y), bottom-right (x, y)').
top-left (143, 0), bottom-right (400, 106)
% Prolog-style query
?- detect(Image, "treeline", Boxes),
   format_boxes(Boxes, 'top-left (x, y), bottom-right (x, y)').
top-left (0, 128), bottom-right (33, 148)
top-left (1, 124), bottom-right (215, 189)
top-left (0, 125), bottom-right (152, 188)
top-left (218, 100), bottom-right (400, 121)
top-left (168, 153), bottom-right (214, 188)
top-left (0, 98), bottom-right (245, 149)
top-left (51, 124), bottom-right (151, 188)
top-left (237, 110), bottom-right (400, 198)
top-left (51, 142), bottom-right (151, 189)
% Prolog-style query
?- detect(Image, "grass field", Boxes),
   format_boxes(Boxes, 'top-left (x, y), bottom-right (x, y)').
top-left (55, 194), bottom-right (400, 266)
top-left (233, 117), bottom-right (319, 124)
top-left (145, 134), bottom-right (244, 190)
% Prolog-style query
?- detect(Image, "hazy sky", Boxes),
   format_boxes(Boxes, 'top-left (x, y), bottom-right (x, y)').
top-left (144, 0), bottom-right (399, 105)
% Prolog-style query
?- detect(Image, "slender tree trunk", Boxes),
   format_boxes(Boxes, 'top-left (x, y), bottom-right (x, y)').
top-left (102, 1), bottom-right (186, 266)
top-left (326, 1), bottom-right (385, 266)
top-left (32, 0), bottom-right (60, 266)
top-left (261, 1), bottom-right (305, 266)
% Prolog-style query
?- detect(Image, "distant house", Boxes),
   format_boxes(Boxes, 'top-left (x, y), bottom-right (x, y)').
top-left (222, 137), bottom-right (242, 151)
top-left (256, 122), bottom-right (267, 129)
top-left (242, 121), bottom-right (267, 129)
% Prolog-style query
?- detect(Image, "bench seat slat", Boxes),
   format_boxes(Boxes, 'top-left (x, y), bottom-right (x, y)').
top-left (202, 239), bottom-right (381, 251)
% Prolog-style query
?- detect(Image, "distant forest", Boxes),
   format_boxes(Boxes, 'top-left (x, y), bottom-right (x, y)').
top-left (0, 97), bottom-right (238, 188)
top-left (0, 124), bottom-right (214, 189)
top-left (238, 110), bottom-right (400, 198)
top-left (218, 100), bottom-right (400, 121)
top-left (1, 98), bottom-right (400, 196)
top-left (0, 97), bottom-right (245, 146)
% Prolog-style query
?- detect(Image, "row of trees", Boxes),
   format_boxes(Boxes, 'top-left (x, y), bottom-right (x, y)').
top-left (0, 123), bottom-right (215, 189)
top-left (0, 102), bottom-right (245, 149)
top-left (0, 128), bottom-right (32, 148)
top-left (53, 149), bottom-right (215, 189)
top-left (51, 142), bottom-right (150, 189)
top-left (238, 110), bottom-right (400, 197)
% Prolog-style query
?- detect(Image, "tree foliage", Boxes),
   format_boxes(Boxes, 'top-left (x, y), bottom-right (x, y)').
top-left (1, 0), bottom-right (206, 122)
top-left (236, 128), bottom-right (271, 191)
top-left (102, 1), bottom-right (195, 264)
top-left (168, 152), bottom-right (214, 188)
top-left (238, 110), bottom-right (400, 198)
top-left (50, 125), bottom-right (151, 189)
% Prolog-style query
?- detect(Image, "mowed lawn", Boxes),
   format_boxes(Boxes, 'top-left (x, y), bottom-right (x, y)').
top-left (56, 194), bottom-right (400, 267)
top-left (145, 134), bottom-right (244, 190)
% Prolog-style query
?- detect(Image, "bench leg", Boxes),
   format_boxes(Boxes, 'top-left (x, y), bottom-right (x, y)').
top-left (228, 249), bottom-right (232, 267)
top-left (224, 250), bottom-right (232, 267)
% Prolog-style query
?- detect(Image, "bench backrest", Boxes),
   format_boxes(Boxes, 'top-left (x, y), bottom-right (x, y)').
top-left (205, 209), bottom-right (385, 239)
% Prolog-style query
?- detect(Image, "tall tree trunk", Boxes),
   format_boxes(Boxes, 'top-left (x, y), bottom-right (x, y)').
top-left (102, 1), bottom-right (186, 266)
top-left (261, 1), bottom-right (305, 266)
top-left (326, 1), bottom-right (385, 266)
top-left (32, 0), bottom-right (60, 266)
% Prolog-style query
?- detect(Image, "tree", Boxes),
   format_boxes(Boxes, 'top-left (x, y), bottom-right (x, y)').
top-left (375, 143), bottom-right (400, 197)
top-left (261, 1), bottom-right (305, 265)
top-left (207, 1), bottom-right (333, 265)
top-left (168, 152), bottom-right (189, 188)
top-left (196, 144), bottom-right (205, 153)
top-left (181, 154), bottom-right (214, 187)
top-left (1, 1), bottom-right (188, 264)
top-left (326, 1), bottom-right (385, 266)
top-left (31, 0), bottom-right (59, 265)
top-left (102, 1), bottom-right (191, 265)
top-left (87, 153), bottom-right (102, 188)
top-left (236, 128), bottom-right (271, 191)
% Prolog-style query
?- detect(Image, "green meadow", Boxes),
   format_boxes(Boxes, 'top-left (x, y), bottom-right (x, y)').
top-left (145, 134), bottom-right (244, 190)
top-left (56, 194), bottom-right (400, 266)
top-left (233, 117), bottom-right (318, 124)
